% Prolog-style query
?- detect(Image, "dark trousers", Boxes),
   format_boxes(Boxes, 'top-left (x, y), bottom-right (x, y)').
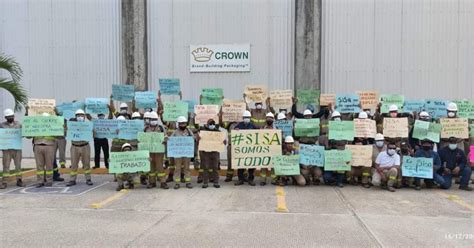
top-left (237, 169), bottom-right (255, 182)
top-left (94, 138), bottom-right (109, 168)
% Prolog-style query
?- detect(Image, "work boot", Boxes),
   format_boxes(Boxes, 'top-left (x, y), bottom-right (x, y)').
top-left (202, 183), bottom-right (208, 189)
top-left (53, 177), bottom-right (64, 182)
top-left (180, 173), bottom-right (185, 182)
top-left (459, 186), bottom-right (473, 191)
top-left (313, 179), bottom-right (321, 186)
top-left (388, 186), bottom-right (396, 192)
top-left (224, 175), bottom-right (233, 182)
top-left (213, 183), bottom-right (220, 188)
top-left (66, 181), bottom-right (76, 186)
top-left (86, 180), bottom-right (93, 186)
top-left (260, 181), bottom-right (266, 186)
top-left (0, 183), bottom-right (7, 189)
top-left (166, 172), bottom-right (174, 183)
top-left (337, 183), bottom-right (344, 188)
top-left (248, 180), bottom-right (256, 186)
top-left (362, 183), bottom-right (370, 188)
top-left (415, 185), bottom-right (421, 191)
top-left (140, 175), bottom-right (147, 185)
top-left (116, 185), bottom-right (124, 191)
top-left (128, 182), bottom-right (134, 189)
top-left (44, 182), bottom-right (53, 187)
top-left (147, 183), bottom-right (156, 189)
top-left (160, 182), bottom-right (169, 189)
top-left (174, 183), bottom-right (180, 189)
top-left (16, 179), bottom-right (24, 187)
top-left (36, 183), bottom-right (44, 188)
top-left (186, 183), bottom-right (193, 189)
top-left (234, 180), bottom-right (244, 186)
top-left (197, 176), bottom-right (203, 184)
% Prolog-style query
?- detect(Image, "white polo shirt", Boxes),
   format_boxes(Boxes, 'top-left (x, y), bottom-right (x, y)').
top-left (375, 151), bottom-right (400, 168)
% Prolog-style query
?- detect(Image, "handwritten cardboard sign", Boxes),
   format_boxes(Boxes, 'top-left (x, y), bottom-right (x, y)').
top-left (336, 94), bottom-right (361, 113)
top-left (346, 145), bottom-right (372, 167)
top-left (324, 150), bottom-right (351, 171)
top-left (270, 90), bottom-right (293, 110)
top-left (383, 117), bottom-right (408, 138)
top-left (138, 132), bottom-right (165, 153)
top-left (85, 98), bottom-right (109, 115)
top-left (440, 118), bottom-right (469, 139)
top-left (112, 84), bottom-right (135, 101)
top-left (109, 150), bottom-right (150, 173)
top-left (28, 98), bottom-right (56, 116)
top-left (328, 121), bottom-right (355, 140)
top-left (244, 85), bottom-right (268, 103)
top-left (0, 129), bottom-right (22, 150)
top-left (412, 120), bottom-right (441, 143)
top-left (22, 116), bottom-right (64, 137)
top-left (92, 119), bottom-right (120, 139)
top-left (159, 78), bottom-right (180, 95)
top-left (299, 144), bottom-right (325, 167)
top-left (320, 94), bottom-right (336, 106)
top-left (357, 91), bottom-right (379, 109)
top-left (273, 155), bottom-right (300, 176)
top-left (222, 99), bottom-right (246, 122)
top-left (66, 121), bottom-right (93, 142)
top-left (198, 131), bottom-right (225, 152)
top-left (194, 105), bottom-right (219, 125)
top-left (295, 118), bottom-right (320, 137)
top-left (163, 101), bottom-right (189, 122)
top-left (354, 119), bottom-right (376, 138)
top-left (380, 94), bottom-right (404, 114)
top-left (402, 157), bottom-right (433, 179)
top-left (167, 136), bottom-right (195, 158)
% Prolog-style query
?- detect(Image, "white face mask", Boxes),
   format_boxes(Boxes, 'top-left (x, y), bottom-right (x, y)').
top-left (120, 109), bottom-right (127, 114)
top-left (375, 141), bottom-right (384, 148)
top-left (333, 117), bottom-right (341, 121)
top-left (448, 144), bottom-right (457, 150)
top-left (243, 118), bottom-right (250, 124)
top-left (77, 116), bottom-right (84, 122)
top-left (150, 120), bottom-right (158, 126)
top-left (447, 112), bottom-right (455, 118)
top-left (387, 149), bottom-right (396, 156)
top-left (256, 104), bottom-right (262, 110)
top-left (144, 119), bottom-right (150, 124)
top-left (208, 124), bottom-right (215, 130)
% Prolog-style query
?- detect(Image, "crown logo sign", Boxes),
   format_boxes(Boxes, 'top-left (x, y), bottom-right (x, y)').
top-left (192, 47), bottom-right (214, 62)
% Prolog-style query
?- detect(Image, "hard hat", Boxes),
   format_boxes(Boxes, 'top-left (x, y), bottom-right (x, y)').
top-left (447, 102), bottom-right (458, 111)
top-left (303, 109), bottom-right (312, 116)
top-left (419, 111), bottom-right (430, 118)
top-left (121, 143), bottom-right (132, 150)
top-left (42, 113), bottom-right (50, 117)
top-left (119, 103), bottom-right (128, 109)
top-left (331, 111), bottom-right (341, 118)
top-left (117, 116), bottom-right (126, 120)
top-left (143, 112), bottom-right (152, 119)
top-left (284, 136), bottom-right (294, 143)
top-left (243, 110), bottom-right (251, 118)
top-left (177, 116), bottom-right (187, 123)
top-left (132, 112), bottom-right (141, 118)
top-left (149, 112), bottom-right (158, 119)
top-left (3, 109), bottom-right (14, 117)
top-left (358, 112), bottom-right (368, 119)
top-left (374, 133), bottom-right (384, 141)
top-left (277, 113), bottom-right (286, 120)
top-left (75, 109), bottom-right (85, 115)
top-left (265, 112), bottom-right (274, 118)
top-left (388, 105), bottom-right (398, 112)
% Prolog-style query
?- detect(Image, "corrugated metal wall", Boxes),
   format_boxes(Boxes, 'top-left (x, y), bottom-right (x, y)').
top-left (0, 0), bottom-right (121, 157)
top-left (321, 0), bottom-right (474, 100)
top-left (147, 0), bottom-right (295, 101)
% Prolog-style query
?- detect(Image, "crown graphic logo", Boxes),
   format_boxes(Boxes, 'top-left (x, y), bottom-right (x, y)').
top-left (192, 47), bottom-right (214, 62)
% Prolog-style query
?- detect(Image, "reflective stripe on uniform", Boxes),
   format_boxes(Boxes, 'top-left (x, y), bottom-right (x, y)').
top-left (184, 177), bottom-right (191, 182)
top-left (36, 171), bottom-right (45, 175)
top-left (157, 173), bottom-right (166, 177)
top-left (59, 161), bottom-right (66, 166)
top-left (362, 172), bottom-right (370, 177)
top-left (174, 178), bottom-right (181, 183)
top-left (84, 170), bottom-right (91, 175)
top-left (69, 171), bottom-right (78, 176)
top-left (45, 170), bottom-right (54, 175)
top-left (389, 176), bottom-right (396, 180)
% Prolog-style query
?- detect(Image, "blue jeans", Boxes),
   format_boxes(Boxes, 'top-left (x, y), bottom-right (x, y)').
top-left (323, 171), bottom-right (344, 185)
top-left (415, 173), bottom-right (450, 189)
top-left (419, 166), bottom-right (472, 189)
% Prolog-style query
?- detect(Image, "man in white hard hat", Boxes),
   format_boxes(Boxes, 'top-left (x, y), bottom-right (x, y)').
top-left (0, 109), bottom-right (23, 188)
top-left (440, 102), bottom-right (466, 151)
top-left (408, 111), bottom-right (431, 151)
top-left (170, 116), bottom-right (196, 189)
top-left (234, 110), bottom-right (258, 186)
top-left (373, 141), bottom-right (400, 192)
top-left (115, 143), bottom-right (135, 191)
top-left (278, 136), bottom-right (306, 186)
top-left (144, 111), bottom-right (169, 189)
top-left (130, 111), bottom-right (148, 185)
top-left (243, 93), bottom-right (272, 129)
top-left (109, 93), bottom-right (132, 119)
top-left (259, 112), bottom-right (277, 186)
top-left (66, 109), bottom-right (93, 186)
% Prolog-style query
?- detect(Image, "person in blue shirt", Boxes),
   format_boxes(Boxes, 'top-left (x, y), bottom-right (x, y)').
top-left (438, 137), bottom-right (472, 191)
top-left (413, 139), bottom-right (443, 190)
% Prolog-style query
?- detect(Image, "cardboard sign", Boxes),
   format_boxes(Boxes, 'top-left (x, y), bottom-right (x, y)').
top-left (453, 100), bottom-right (474, 119)
top-left (354, 119), bottom-right (376, 138)
top-left (163, 101), bottom-right (189, 122)
top-left (336, 94), bottom-right (361, 113)
top-left (270, 90), bottom-right (293, 110)
top-left (244, 85), bottom-right (268, 103)
top-left (56, 101), bottom-right (85, 120)
top-left (194, 105), bottom-right (219, 125)
top-left (117, 120), bottom-right (144, 140)
top-left (297, 89), bottom-right (320, 106)
top-left (294, 118), bottom-right (320, 137)
top-left (324, 150), bottom-right (351, 171)
top-left (137, 132), bottom-right (165, 153)
top-left (383, 117), bottom-right (408, 138)
top-left (28, 98), bottom-right (56, 116)
top-left (424, 99), bottom-right (448, 119)
top-left (201, 88), bottom-right (223, 106)
top-left (222, 99), bottom-right (246, 122)
top-left (109, 150), bottom-right (150, 174)
top-left (22, 116), bottom-right (64, 137)
top-left (273, 155), bottom-right (300, 176)
top-left (346, 145), bottom-right (372, 167)
top-left (230, 129), bottom-right (282, 169)
top-left (403, 100), bottom-right (425, 113)
top-left (92, 119), bottom-right (120, 139)
top-left (112, 84), bottom-right (134, 101)
top-left (299, 144), bottom-right (325, 167)
top-left (275, 120), bottom-right (293, 138)
top-left (198, 131), bottom-right (225, 152)
top-left (159, 78), bottom-right (180, 95)
top-left (440, 118), bottom-right (469, 139)
top-left (412, 120), bottom-right (441, 143)
top-left (85, 98), bottom-right (109, 115)
top-left (167, 136), bottom-right (195, 158)
top-left (380, 94), bottom-right (404, 114)
top-left (66, 121), bottom-right (93, 142)
top-left (328, 121), bottom-right (355, 141)
top-left (0, 129), bottom-right (22, 150)
top-left (402, 156), bottom-right (433, 179)
top-left (134, 91), bottom-right (157, 109)
top-left (320, 94), bottom-right (336, 106)
top-left (357, 91), bottom-right (379, 109)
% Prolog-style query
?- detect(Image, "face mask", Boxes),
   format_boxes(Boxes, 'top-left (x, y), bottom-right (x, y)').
top-left (77, 116), bottom-right (84, 122)
top-left (150, 120), bottom-right (158, 126)
top-left (256, 104), bottom-right (262, 110)
top-left (208, 124), bottom-right (215, 130)
top-left (401, 148), bottom-right (408, 154)
top-left (266, 120), bottom-right (273, 125)
top-left (98, 116), bottom-right (105, 120)
top-left (420, 117), bottom-right (429, 121)
top-left (365, 110), bottom-right (371, 116)
top-left (179, 125), bottom-right (186, 130)
top-left (243, 118), bottom-right (250, 124)
top-left (375, 141), bottom-right (384, 148)
top-left (387, 149), bottom-right (396, 156)
top-left (120, 109), bottom-right (127, 114)
top-left (447, 112), bottom-right (455, 118)
top-left (448, 144), bottom-right (457, 150)
top-left (146, 108), bottom-right (152, 112)
top-left (6, 118), bottom-right (14, 123)
top-left (333, 117), bottom-right (341, 121)
top-left (390, 113), bottom-right (397, 118)
top-left (144, 119), bottom-right (150, 124)
top-left (422, 145), bottom-right (431, 151)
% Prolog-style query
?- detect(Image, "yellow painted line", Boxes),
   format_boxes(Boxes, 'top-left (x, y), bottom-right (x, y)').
top-left (91, 189), bottom-right (130, 209)
top-left (437, 192), bottom-right (474, 212)
top-left (275, 186), bottom-right (288, 213)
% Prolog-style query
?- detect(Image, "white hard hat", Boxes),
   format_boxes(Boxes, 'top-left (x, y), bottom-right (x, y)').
top-left (149, 112), bottom-right (158, 119)
top-left (177, 116), bottom-right (187, 123)
top-left (243, 110), bottom-right (251, 118)
top-left (374, 133), bottom-right (384, 141)
top-left (358, 112), bottom-right (368, 119)
top-left (284, 136), bottom-right (294, 143)
top-left (3, 109), bottom-right (14, 117)
top-left (331, 111), bottom-right (341, 118)
top-left (388, 104), bottom-right (398, 112)
top-left (447, 102), bottom-right (458, 111)
top-left (419, 111), bottom-right (430, 118)
top-left (266, 112), bottom-right (274, 118)
top-left (277, 113), bottom-right (286, 120)
top-left (75, 109), bottom-right (85, 115)
top-left (143, 112), bottom-right (152, 119)
top-left (132, 112), bottom-right (141, 118)
top-left (303, 109), bottom-right (312, 116)
top-left (42, 112), bottom-right (50, 117)
top-left (121, 143), bottom-right (132, 150)
top-left (119, 103), bottom-right (128, 109)
top-left (117, 116), bottom-right (126, 120)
